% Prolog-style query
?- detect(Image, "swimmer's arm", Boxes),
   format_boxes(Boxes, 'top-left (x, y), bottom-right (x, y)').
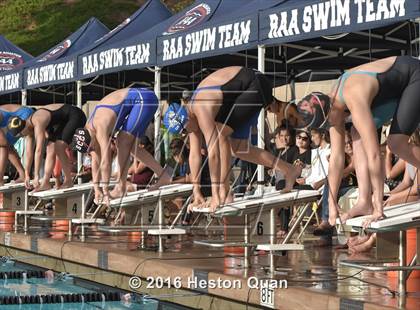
top-left (189, 130), bottom-right (204, 198)
top-left (24, 136), bottom-right (34, 180)
top-left (32, 120), bottom-right (47, 182)
top-left (347, 99), bottom-right (384, 210)
top-left (96, 127), bottom-right (111, 196)
top-left (0, 132), bottom-right (8, 181)
top-left (327, 109), bottom-right (346, 204)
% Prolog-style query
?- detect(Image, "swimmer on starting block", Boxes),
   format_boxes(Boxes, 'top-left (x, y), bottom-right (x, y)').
top-left (0, 104), bottom-right (34, 185)
top-left (163, 66), bottom-right (301, 211)
top-left (72, 88), bottom-right (171, 205)
top-left (295, 56), bottom-right (420, 227)
top-left (8, 104), bottom-right (86, 191)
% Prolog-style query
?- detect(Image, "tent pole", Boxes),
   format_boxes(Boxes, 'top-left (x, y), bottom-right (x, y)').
top-left (257, 45), bottom-right (266, 195)
top-left (418, 19), bottom-right (420, 59)
top-left (21, 90), bottom-right (27, 106)
top-left (154, 66), bottom-right (162, 163)
top-left (76, 80), bottom-right (82, 185)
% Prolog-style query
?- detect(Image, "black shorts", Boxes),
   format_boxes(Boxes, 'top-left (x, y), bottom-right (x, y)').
top-left (215, 68), bottom-right (273, 136)
top-left (48, 105), bottom-right (87, 144)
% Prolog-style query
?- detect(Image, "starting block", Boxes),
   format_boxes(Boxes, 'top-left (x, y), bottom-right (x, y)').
top-left (99, 184), bottom-right (193, 252)
top-left (340, 201), bottom-right (420, 300)
top-left (0, 182), bottom-right (44, 232)
top-left (29, 183), bottom-right (95, 240)
top-left (0, 182), bottom-right (26, 211)
top-left (192, 189), bottom-right (320, 272)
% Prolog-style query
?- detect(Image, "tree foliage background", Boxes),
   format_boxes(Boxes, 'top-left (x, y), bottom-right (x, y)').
top-left (0, 0), bottom-right (194, 56)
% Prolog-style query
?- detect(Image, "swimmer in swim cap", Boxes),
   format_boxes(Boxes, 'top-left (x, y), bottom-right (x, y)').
top-left (163, 66), bottom-right (301, 212)
top-left (0, 105), bottom-right (35, 185)
top-left (7, 104), bottom-right (86, 191)
top-left (72, 88), bottom-right (171, 204)
top-left (297, 56), bottom-right (420, 229)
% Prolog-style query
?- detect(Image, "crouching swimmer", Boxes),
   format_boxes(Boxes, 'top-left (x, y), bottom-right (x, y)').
top-left (72, 88), bottom-right (171, 205)
top-left (163, 66), bottom-right (301, 212)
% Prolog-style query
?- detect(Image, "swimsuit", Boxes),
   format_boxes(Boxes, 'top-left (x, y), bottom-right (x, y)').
top-left (36, 105), bottom-right (86, 144)
top-left (0, 106), bottom-right (34, 145)
top-left (191, 67), bottom-right (272, 140)
top-left (337, 56), bottom-right (420, 134)
top-left (89, 88), bottom-right (158, 137)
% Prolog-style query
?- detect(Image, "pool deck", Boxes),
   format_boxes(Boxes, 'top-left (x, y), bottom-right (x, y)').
top-left (0, 228), bottom-right (419, 310)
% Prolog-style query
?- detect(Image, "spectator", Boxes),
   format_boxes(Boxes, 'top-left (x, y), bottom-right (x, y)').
top-left (80, 153), bottom-right (92, 183)
top-left (127, 136), bottom-right (154, 191)
top-left (295, 128), bottom-right (330, 190)
top-left (277, 129), bottom-right (310, 240)
top-left (166, 138), bottom-right (189, 182)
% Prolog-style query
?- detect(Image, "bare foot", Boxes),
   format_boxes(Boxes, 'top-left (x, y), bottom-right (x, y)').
top-left (32, 182), bottom-right (52, 193)
top-left (362, 211), bottom-right (384, 229)
top-left (59, 180), bottom-right (74, 190)
top-left (13, 176), bottom-right (25, 183)
top-left (347, 234), bottom-right (370, 246)
top-left (149, 174), bottom-right (172, 191)
top-left (282, 166), bottom-right (301, 193)
top-left (348, 234), bottom-right (376, 254)
top-left (340, 201), bottom-right (374, 224)
top-left (110, 185), bottom-right (126, 199)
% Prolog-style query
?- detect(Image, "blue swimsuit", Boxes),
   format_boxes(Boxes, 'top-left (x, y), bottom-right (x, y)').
top-left (0, 106), bottom-right (34, 145)
top-left (89, 88), bottom-right (158, 137)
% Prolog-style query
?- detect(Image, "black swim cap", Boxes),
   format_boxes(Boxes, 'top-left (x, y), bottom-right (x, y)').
top-left (296, 92), bottom-right (331, 129)
top-left (72, 128), bottom-right (91, 153)
top-left (7, 117), bottom-right (26, 137)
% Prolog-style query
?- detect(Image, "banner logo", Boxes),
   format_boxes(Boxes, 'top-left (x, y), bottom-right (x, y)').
top-left (38, 39), bottom-right (72, 62)
top-left (164, 3), bottom-right (211, 35)
top-left (0, 52), bottom-right (24, 70)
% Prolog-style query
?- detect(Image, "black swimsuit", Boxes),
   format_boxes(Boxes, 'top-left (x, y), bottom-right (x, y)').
top-left (215, 67), bottom-right (273, 138)
top-left (338, 56), bottom-right (420, 134)
top-left (35, 105), bottom-right (86, 144)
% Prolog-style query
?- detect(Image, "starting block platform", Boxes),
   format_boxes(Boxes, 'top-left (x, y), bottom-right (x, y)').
top-left (0, 182), bottom-right (36, 232)
top-left (345, 201), bottom-right (420, 231)
top-left (29, 183), bottom-right (95, 240)
top-left (0, 182), bottom-right (27, 211)
top-left (99, 184), bottom-right (193, 252)
top-left (192, 189), bottom-right (320, 272)
top-left (340, 201), bottom-right (420, 299)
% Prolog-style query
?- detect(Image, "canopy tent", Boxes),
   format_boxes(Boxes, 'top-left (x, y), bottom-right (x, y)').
top-left (156, 0), bottom-right (284, 67)
top-left (0, 17), bottom-right (108, 97)
top-left (0, 36), bottom-right (33, 72)
top-left (254, 0), bottom-right (420, 84)
top-left (260, 0), bottom-right (419, 46)
top-left (0, 36), bottom-right (33, 95)
top-left (22, 17), bottom-right (109, 90)
top-left (77, 0), bottom-right (172, 80)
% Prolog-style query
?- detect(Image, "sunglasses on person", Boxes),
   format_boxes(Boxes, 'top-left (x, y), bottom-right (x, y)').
top-left (297, 135), bottom-right (309, 141)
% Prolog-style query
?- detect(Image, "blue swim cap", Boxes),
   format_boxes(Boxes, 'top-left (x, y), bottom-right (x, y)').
top-left (163, 103), bottom-right (188, 134)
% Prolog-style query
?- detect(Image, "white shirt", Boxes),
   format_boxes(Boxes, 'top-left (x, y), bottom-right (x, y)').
top-left (305, 144), bottom-right (331, 188)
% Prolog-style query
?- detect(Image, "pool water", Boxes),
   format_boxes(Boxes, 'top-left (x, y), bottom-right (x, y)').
top-left (0, 261), bottom-right (186, 310)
